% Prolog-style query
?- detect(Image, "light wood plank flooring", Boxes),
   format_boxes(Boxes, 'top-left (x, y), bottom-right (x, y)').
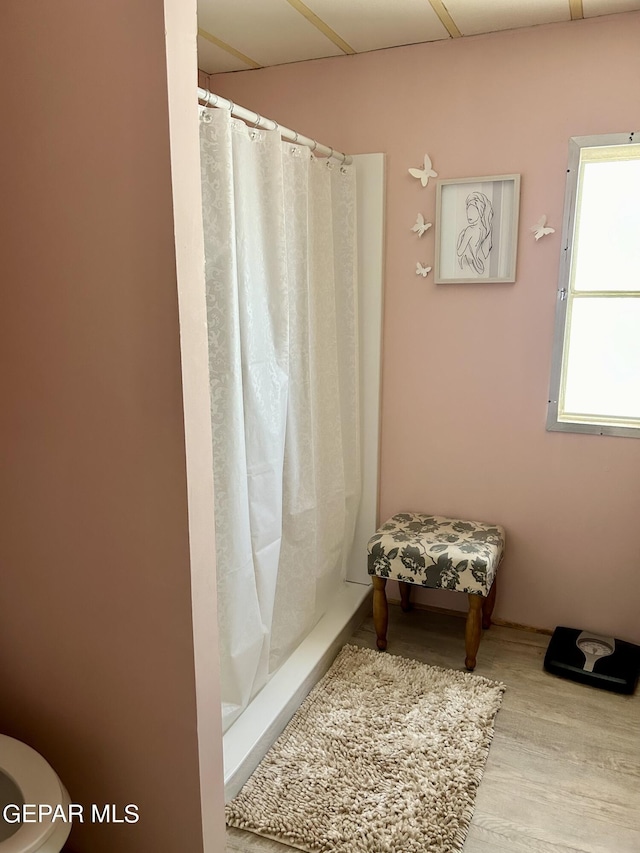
top-left (227, 604), bottom-right (640, 852)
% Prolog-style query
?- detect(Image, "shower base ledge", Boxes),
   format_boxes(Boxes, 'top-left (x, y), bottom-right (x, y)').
top-left (223, 579), bottom-right (371, 801)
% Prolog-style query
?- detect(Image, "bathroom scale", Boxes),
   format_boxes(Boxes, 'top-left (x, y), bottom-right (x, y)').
top-left (544, 626), bottom-right (640, 694)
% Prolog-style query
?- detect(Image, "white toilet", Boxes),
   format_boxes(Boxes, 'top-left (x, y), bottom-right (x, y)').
top-left (0, 735), bottom-right (71, 853)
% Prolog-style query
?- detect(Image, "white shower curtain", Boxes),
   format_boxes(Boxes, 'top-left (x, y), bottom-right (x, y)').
top-left (199, 108), bottom-right (360, 730)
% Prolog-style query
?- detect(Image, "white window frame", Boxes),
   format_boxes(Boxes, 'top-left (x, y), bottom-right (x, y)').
top-left (547, 131), bottom-right (640, 438)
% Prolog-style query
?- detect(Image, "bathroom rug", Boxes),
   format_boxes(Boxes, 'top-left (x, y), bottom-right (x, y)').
top-left (226, 643), bottom-right (505, 853)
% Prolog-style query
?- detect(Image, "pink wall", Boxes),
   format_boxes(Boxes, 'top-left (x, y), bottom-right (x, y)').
top-left (209, 12), bottom-right (640, 642)
top-left (0, 2), bottom-right (217, 851)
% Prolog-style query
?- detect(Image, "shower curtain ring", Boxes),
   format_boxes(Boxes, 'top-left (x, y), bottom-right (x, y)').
top-left (271, 120), bottom-right (280, 134)
top-left (327, 147), bottom-right (334, 161)
top-left (311, 140), bottom-right (318, 152)
top-left (251, 110), bottom-right (262, 129)
top-left (201, 90), bottom-right (215, 122)
top-left (340, 152), bottom-right (348, 165)
top-left (227, 100), bottom-right (235, 113)
top-left (292, 131), bottom-right (299, 143)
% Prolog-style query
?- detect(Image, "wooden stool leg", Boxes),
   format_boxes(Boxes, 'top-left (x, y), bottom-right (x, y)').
top-left (482, 577), bottom-right (497, 630)
top-left (465, 594), bottom-right (483, 670)
top-left (372, 576), bottom-right (388, 651)
top-left (398, 581), bottom-right (413, 613)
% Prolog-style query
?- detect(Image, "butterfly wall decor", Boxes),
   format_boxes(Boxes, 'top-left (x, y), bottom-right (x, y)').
top-left (531, 215), bottom-right (555, 240)
top-left (409, 154), bottom-right (438, 187)
top-left (416, 263), bottom-right (432, 277)
top-left (411, 213), bottom-right (432, 237)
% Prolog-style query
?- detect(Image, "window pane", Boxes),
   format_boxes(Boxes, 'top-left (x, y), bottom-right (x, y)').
top-left (572, 158), bottom-right (640, 293)
top-left (562, 297), bottom-right (640, 421)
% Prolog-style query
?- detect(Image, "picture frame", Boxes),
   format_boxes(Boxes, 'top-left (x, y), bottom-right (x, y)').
top-left (434, 174), bottom-right (521, 284)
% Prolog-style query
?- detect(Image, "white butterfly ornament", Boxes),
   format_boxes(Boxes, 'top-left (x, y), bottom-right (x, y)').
top-left (411, 213), bottom-right (432, 237)
top-left (409, 153), bottom-right (438, 188)
top-left (416, 263), bottom-right (432, 278)
top-left (531, 215), bottom-right (555, 241)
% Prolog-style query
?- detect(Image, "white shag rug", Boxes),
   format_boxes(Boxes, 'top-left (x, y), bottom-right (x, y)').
top-left (226, 644), bottom-right (505, 853)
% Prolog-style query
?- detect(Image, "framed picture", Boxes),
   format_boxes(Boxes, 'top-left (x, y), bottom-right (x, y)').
top-left (434, 174), bottom-right (521, 284)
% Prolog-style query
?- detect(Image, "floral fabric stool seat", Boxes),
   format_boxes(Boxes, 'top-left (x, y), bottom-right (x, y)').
top-left (367, 513), bottom-right (506, 670)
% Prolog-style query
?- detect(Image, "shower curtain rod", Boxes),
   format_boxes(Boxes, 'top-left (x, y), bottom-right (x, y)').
top-left (197, 87), bottom-right (352, 165)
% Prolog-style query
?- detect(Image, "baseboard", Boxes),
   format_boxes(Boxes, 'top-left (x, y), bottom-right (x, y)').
top-left (491, 617), bottom-right (553, 636)
top-left (387, 597), bottom-right (553, 636)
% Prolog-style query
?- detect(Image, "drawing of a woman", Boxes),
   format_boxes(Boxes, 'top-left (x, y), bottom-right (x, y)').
top-left (456, 192), bottom-right (494, 275)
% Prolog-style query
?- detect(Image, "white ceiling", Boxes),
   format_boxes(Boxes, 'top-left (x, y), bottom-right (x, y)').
top-left (197, 0), bottom-right (640, 75)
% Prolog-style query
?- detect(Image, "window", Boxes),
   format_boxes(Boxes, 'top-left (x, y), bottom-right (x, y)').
top-left (547, 132), bottom-right (640, 437)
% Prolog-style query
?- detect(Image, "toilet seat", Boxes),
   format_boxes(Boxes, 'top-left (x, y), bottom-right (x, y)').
top-left (0, 735), bottom-right (71, 853)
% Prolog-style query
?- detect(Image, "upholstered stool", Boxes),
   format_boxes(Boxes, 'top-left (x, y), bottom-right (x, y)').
top-left (367, 513), bottom-right (505, 670)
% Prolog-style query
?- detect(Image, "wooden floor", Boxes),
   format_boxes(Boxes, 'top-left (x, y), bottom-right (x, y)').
top-left (227, 604), bottom-right (640, 852)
